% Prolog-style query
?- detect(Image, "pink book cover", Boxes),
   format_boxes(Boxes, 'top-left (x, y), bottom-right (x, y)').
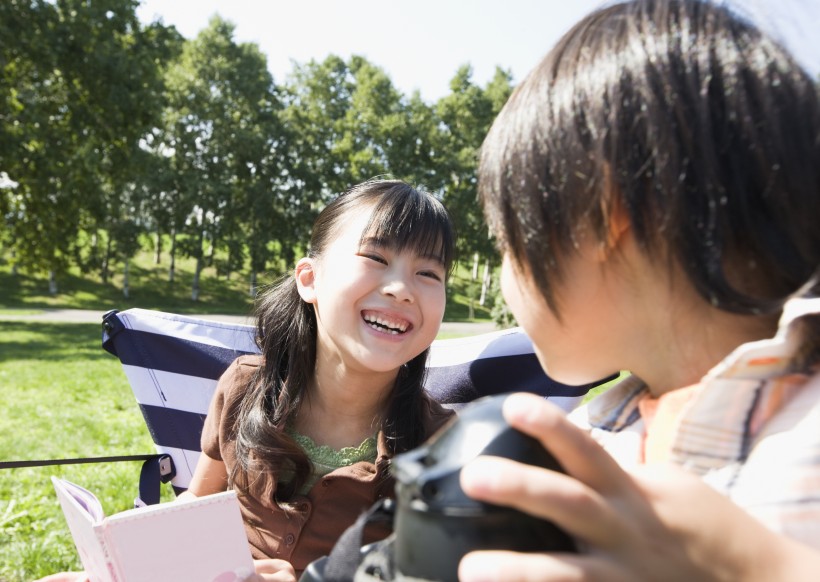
top-left (52, 477), bottom-right (254, 582)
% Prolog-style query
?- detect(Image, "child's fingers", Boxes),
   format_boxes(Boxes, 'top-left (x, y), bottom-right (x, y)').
top-left (459, 550), bottom-right (628, 582)
top-left (460, 456), bottom-right (624, 547)
top-left (251, 559), bottom-right (296, 582)
top-left (501, 393), bottom-right (632, 493)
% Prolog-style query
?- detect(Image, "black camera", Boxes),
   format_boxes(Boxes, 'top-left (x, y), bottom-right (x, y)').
top-left (301, 394), bottom-right (576, 582)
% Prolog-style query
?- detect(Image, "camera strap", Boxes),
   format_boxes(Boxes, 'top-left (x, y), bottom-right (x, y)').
top-left (322, 497), bottom-right (396, 581)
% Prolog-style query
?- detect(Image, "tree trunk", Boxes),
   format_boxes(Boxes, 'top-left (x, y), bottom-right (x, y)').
top-left (206, 237), bottom-right (215, 270)
top-left (192, 256), bottom-right (202, 301)
top-left (155, 229), bottom-right (162, 264)
top-left (168, 228), bottom-right (177, 283)
top-left (48, 270), bottom-right (58, 295)
top-left (101, 235), bottom-right (112, 284)
top-left (123, 258), bottom-right (130, 299)
top-left (249, 270), bottom-right (258, 297)
top-left (479, 258), bottom-right (491, 306)
top-left (191, 229), bottom-right (204, 301)
top-left (468, 252), bottom-right (479, 320)
top-left (90, 232), bottom-right (99, 270)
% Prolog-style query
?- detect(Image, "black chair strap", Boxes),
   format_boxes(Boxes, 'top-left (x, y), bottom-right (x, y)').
top-left (0, 454), bottom-right (162, 469)
top-left (0, 453), bottom-right (176, 507)
top-left (137, 454), bottom-right (176, 506)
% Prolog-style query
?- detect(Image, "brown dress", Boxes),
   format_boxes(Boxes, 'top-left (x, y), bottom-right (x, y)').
top-left (200, 355), bottom-right (454, 575)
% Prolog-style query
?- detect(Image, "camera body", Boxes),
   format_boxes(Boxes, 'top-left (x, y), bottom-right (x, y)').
top-left (391, 394), bottom-right (576, 580)
top-left (301, 394), bottom-right (576, 582)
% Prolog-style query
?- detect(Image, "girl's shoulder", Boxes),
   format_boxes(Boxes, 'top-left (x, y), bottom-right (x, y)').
top-left (226, 353), bottom-right (263, 376)
top-left (233, 353), bottom-right (263, 369)
top-left (420, 393), bottom-right (457, 436)
top-left (216, 354), bottom-right (264, 399)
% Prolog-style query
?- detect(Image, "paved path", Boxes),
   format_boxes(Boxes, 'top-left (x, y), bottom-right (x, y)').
top-left (0, 308), bottom-right (497, 335)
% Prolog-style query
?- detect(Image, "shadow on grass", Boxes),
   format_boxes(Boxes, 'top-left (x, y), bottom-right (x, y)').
top-left (0, 268), bottom-right (255, 315)
top-left (0, 321), bottom-right (112, 363)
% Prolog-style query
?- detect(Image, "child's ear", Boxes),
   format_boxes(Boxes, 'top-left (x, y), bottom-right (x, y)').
top-left (597, 182), bottom-right (631, 261)
top-left (606, 196), bottom-right (631, 248)
top-left (295, 258), bottom-right (318, 304)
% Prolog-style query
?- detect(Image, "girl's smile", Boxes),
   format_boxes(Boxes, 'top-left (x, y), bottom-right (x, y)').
top-left (361, 309), bottom-right (413, 335)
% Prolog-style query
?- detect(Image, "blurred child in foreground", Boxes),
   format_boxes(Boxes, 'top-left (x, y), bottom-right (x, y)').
top-left (461, 0), bottom-right (820, 579)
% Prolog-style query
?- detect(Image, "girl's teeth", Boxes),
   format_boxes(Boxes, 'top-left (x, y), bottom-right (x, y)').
top-left (364, 315), bottom-right (407, 333)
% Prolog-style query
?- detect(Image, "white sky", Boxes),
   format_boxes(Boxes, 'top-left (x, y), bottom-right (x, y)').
top-left (136, 0), bottom-right (819, 103)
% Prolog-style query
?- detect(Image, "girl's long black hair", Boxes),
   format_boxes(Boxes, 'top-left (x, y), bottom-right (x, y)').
top-left (231, 179), bottom-right (455, 502)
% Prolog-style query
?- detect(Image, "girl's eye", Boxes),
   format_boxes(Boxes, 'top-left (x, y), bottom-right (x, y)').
top-left (360, 252), bottom-right (387, 265)
top-left (419, 270), bottom-right (443, 282)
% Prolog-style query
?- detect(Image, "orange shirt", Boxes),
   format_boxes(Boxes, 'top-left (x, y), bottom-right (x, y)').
top-left (637, 385), bottom-right (701, 464)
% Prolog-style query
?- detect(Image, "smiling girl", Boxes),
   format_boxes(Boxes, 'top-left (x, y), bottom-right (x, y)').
top-left (183, 179), bottom-right (456, 580)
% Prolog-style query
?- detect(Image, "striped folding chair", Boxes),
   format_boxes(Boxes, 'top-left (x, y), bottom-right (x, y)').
top-left (101, 308), bottom-right (602, 505)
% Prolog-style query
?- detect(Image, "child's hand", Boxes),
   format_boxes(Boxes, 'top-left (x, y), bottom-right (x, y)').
top-left (458, 393), bottom-right (819, 582)
top-left (246, 558), bottom-right (296, 582)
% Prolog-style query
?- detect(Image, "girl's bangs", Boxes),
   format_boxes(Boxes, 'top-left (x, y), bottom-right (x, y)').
top-left (361, 193), bottom-right (455, 271)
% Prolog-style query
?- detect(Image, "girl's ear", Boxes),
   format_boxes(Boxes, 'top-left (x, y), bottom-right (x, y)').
top-left (295, 258), bottom-right (318, 304)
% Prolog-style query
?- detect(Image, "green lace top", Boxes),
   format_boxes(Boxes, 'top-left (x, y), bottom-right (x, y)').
top-left (286, 428), bottom-right (379, 495)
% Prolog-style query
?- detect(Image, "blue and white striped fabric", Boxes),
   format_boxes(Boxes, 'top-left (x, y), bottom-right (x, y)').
top-left (102, 308), bottom-right (594, 492)
top-left (425, 328), bottom-right (595, 411)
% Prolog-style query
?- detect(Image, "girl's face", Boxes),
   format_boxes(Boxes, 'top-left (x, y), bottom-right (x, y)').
top-left (296, 206), bottom-right (447, 377)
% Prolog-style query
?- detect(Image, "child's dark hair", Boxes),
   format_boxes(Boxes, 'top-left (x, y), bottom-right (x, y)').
top-left (479, 0), bottom-right (820, 316)
top-left (231, 179), bottom-right (455, 502)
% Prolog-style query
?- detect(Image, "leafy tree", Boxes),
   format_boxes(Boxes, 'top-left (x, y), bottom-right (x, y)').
top-left (285, 54), bottom-right (443, 192)
top-left (236, 87), bottom-right (295, 296)
top-left (1, 5), bottom-right (518, 310)
top-left (278, 54), bottom-right (443, 263)
top-left (434, 65), bottom-right (513, 313)
top-left (0, 0), bottom-right (176, 294)
top-left (107, 217), bottom-right (141, 297)
top-left (159, 16), bottom-right (283, 300)
top-left (273, 55), bottom-right (365, 284)
top-left (280, 55), bottom-right (356, 203)
top-left (1, 0), bottom-right (79, 292)
top-left (335, 56), bottom-right (401, 181)
top-left (91, 20), bottom-right (181, 289)
top-left (381, 91), bottom-right (443, 190)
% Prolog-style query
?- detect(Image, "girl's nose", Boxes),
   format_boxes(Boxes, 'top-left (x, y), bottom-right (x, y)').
top-left (382, 277), bottom-right (414, 303)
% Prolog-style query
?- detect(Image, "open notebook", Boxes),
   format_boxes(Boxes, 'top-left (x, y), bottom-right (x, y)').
top-left (52, 476), bottom-right (253, 582)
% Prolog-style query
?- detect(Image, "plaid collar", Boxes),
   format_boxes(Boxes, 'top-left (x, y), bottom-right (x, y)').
top-left (580, 297), bottom-right (820, 473)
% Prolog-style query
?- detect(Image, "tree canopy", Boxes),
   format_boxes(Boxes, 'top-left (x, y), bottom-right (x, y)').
top-left (1, 1), bottom-right (513, 303)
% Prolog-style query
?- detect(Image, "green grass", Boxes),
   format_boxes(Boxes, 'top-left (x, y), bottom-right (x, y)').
top-left (0, 321), bottom-right (170, 581)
